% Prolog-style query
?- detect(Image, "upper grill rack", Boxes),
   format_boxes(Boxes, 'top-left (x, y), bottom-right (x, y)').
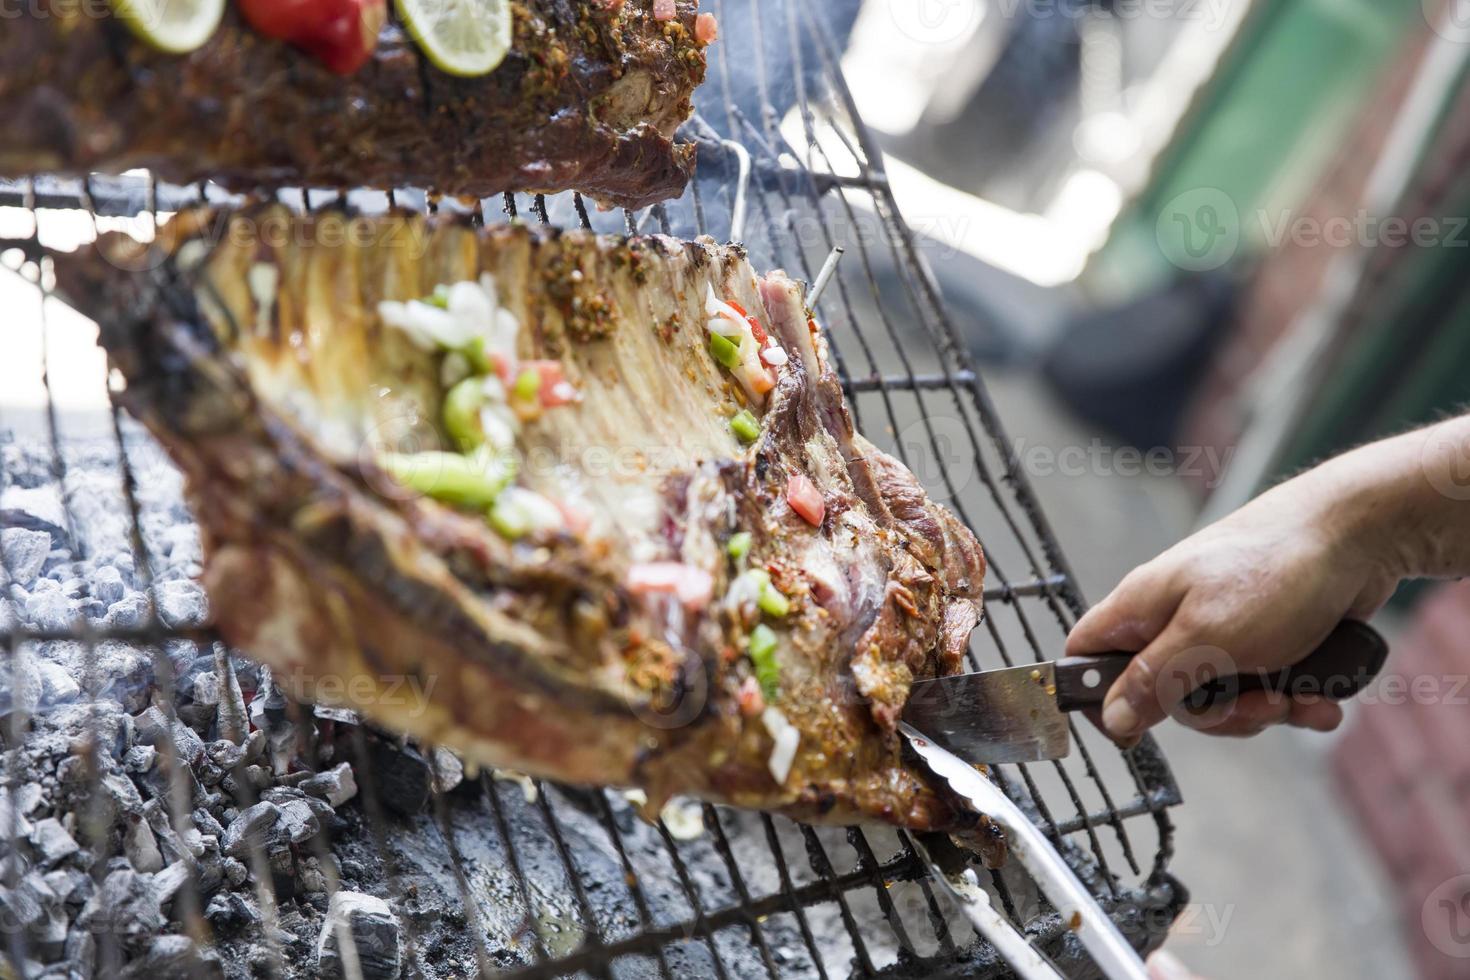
top-left (0, 2), bottom-right (1183, 977)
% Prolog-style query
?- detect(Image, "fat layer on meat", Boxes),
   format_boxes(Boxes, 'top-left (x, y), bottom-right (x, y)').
top-left (57, 205), bottom-right (996, 847)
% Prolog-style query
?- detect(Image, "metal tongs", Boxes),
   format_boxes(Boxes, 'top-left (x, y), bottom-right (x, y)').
top-left (901, 723), bottom-right (1149, 980)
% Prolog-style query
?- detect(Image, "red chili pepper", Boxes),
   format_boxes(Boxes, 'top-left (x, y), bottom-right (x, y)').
top-left (238, 0), bottom-right (385, 75)
top-left (725, 300), bottom-right (770, 346)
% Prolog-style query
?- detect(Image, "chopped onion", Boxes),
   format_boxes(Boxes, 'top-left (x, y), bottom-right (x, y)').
top-left (760, 347), bottom-right (788, 367)
top-left (707, 317), bottom-right (744, 338)
top-left (705, 283), bottom-right (747, 326)
top-left (761, 707), bottom-right (800, 785)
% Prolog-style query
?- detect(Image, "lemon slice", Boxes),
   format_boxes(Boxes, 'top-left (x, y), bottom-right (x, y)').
top-left (396, 0), bottom-right (512, 78)
top-left (108, 0), bottom-right (225, 54)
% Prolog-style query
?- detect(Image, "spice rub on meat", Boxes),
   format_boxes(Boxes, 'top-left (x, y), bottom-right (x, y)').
top-left (0, 0), bottom-right (707, 209)
top-left (57, 204), bottom-right (993, 843)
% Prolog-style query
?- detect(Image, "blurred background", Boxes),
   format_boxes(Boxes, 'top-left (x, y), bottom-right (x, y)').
top-left (4, 0), bottom-right (1470, 976)
top-left (824, 0), bottom-right (1470, 976)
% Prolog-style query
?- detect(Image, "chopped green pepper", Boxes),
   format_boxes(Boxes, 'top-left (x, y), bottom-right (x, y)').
top-left (748, 624), bottom-right (780, 700)
top-left (463, 336), bottom-right (494, 375)
top-left (513, 368), bottom-right (541, 402)
top-left (727, 531), bottom-right (753, 562)
top-left (443, 377), bottom-right (486, 451)
top-left (730, 410), bottom-right (761, 444)
top-left (379, 450), bottom-right (514, 509)
top-left (757, 582), bottom-right (791, 618)
top-left (708, 332), bottom-right (741, 369)
top-left (488, 495), bottom-right (533, 540)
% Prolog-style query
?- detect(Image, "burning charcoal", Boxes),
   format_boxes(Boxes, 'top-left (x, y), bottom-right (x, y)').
top-left (35, 662), bottom-right (81, 709)
top-left (205, 742), bottom-right (243, 777)
top-left (191, 808), bottom-right (225, 842)
top-left (120, 934), bottom-right (224, 980)
top-left (42, 867), bottom-right (90, 906)
top-left (78, 868), bottom-right (166, 947)
top-left (124, 744), bottom-right (157, 774)
top-left (0, 877), bottom-right (47, 935)
top-left (0, 527), bottom-right (51, 587)
top-left (123, 814), bottom-right (164, 873)
top-left (93, 642), bottom-right (154, 714)
top-left (315, 891), bottom-right (402, 980)
top-left (300, 762), bottom-right (358, 808)
top-left (205, 891), bottom-right (261, 933)
top-left (29, 817), bottom-right (79, 867)
top-left (151, 859), bottom-right (190, 907)
top-left (430, 747), bottom-right (464, 794)
top-left (24, 587), bottom-right (75, 633)
top-left (298, 856), bottom-right (329, 895)
top-left (362, 739), bottom-right (431, 816)
top-left (21, 875), bottom-right (68, 960)
top-left (105, 593), bottom-right (150, 629)
top-left (63, 927), bottom-right (95, 978)
top-left (154, 579), bottom-right (206, 629)
top-left (92, 564), bottom-right (126, 605)
top-left (220, 801), bottom-right (282, 858)
top-left (222, 857), bottom-right (246, 888)
top-left (274, 798), bottom-right (320, 846)
top-left (133, 705), bottom-right (206, 769)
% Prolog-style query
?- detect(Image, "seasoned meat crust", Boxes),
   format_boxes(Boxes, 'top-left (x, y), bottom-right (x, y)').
top-left (57, 205), bottom-right (995, 846)
top-left (0, 0), bottom-right (705, 209)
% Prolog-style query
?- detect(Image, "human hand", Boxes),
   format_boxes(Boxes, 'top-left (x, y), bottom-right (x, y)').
top-left (1065, 465), bottom-right (1400, 742)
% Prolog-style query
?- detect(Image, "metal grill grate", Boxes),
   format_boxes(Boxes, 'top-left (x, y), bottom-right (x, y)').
top-left (0, 2), bottom-right (1184, 977)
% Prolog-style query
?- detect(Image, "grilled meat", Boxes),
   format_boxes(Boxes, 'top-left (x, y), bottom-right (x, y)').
top-left (57, 204), bottom-right (995, 845)
top-left (1, 1), bottom-right (706, 209)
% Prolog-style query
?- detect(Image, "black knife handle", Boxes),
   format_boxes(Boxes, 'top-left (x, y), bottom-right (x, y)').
top-left (1052, 620), bottom-right (1388, 713)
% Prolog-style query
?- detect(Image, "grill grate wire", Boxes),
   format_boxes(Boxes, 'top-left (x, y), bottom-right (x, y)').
top-left (0, 2), bottom-right (1184, 977)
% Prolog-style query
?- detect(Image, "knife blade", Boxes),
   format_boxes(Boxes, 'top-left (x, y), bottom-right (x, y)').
top-left (903, 619), bottom-right (1387, 763)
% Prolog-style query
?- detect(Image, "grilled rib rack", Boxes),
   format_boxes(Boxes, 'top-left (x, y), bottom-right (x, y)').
top-left (0, 2), bottom-right (1184, 977)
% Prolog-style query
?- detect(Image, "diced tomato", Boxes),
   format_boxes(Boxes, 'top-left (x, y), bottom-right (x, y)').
top-left (786, 474), bottom-right (825, 527)
top-left (653, 0), bottom-right (677, 21)
top-left (725, 300), bottom-right (768, 346)
top-left (628, 562), bottom-right (714, 610)
top-left (695, 12), bottom-right (719, 44)
top-left (519, 359), bottom-right (580, 408)
top-left (238, 0), bottom-right (384, 75)
top-left (737, 675), bottom-right (765, 717)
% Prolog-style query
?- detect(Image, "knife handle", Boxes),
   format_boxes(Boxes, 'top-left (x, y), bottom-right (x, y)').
top-left (1053, 619), bottom-right (1388, 712)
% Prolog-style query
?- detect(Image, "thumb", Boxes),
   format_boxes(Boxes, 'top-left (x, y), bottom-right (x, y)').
top-left (1097, 615), bottom-right (1233, 739)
